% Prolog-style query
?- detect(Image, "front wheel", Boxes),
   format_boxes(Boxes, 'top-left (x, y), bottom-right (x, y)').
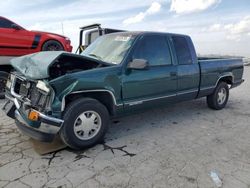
top-left (42, 40), bottom-right (64, 51)
top-left (207, 82), bottom-right (229, 110)
top-left (60, 98), bottom-right (109, 150)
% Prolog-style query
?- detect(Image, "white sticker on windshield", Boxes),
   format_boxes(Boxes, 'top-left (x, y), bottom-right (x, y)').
top-left (115, 36), bottom-right (131, 41)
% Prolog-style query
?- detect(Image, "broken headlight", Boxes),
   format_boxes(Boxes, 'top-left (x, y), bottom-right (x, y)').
top-left (36, 80), bottom-right (50, 93)
top-left (5, 74), bottom-right (14, 90)
top-left (30, 80), bottom-right (53, 112)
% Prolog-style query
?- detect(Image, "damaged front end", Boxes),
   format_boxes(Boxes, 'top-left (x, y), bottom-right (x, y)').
top-left (3, 51), bottom-right (111, 142)
top-left (3, 72), bottom-right (63, 142)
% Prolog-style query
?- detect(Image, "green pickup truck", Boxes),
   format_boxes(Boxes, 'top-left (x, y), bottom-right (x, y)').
top-left (3, 31), bottom-right (244, 149)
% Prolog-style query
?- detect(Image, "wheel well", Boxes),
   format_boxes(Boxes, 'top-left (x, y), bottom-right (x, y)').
top-left (64, 92), bottom-right (116, 116)
top-left (41, 39), bottom-right (64, 50)
top-left (0, 65), bottom-right (13, 73)
top-left (218, 76), bottom-right (233, 85)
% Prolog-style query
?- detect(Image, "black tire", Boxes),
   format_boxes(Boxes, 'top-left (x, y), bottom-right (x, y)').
top-left (42, 40), bottom-right (64, 51)
top-left (0, 72), bottom-right (9, 99)
top-left (207, 82), bottom-right (229, 110)
top-left (60, 98), bottom-right (109, 150)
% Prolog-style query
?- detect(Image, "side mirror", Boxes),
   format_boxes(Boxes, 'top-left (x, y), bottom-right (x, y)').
top-left (127, 59), bottom-right (148, 70)
top-left (11, 24), bottom-right (21, 30)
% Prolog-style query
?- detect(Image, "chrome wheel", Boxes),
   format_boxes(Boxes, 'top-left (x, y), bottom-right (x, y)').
top-left (217, 88), bottom-right (227, 105)
top-left (47, 44), bottom-right (60, 51)
top-left (42, 40), bottom-right (63, 51)
top-left (73, 111), bottom-right (102, 140)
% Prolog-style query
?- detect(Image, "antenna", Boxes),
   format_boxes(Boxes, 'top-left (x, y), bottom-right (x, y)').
top-left (61, 22), bottom-right (64, 35)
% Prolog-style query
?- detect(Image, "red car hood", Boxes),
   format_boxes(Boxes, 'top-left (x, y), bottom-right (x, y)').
top-left (31, 30), bottom-right (67, 39)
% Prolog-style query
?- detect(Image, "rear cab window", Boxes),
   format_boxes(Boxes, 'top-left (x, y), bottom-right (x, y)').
top-left (172, 35), bottom-right (193, 65)
top-left (132, 34), bottom-right (172, 66)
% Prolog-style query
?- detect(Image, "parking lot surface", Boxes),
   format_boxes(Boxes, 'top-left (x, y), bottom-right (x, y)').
top-left (0, 66), bottom-right (249, 188)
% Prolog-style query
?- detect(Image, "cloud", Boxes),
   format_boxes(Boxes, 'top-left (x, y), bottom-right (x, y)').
top-left (2, 0), bottom-right (158, 50)
top-left (204, 16), bottom-right (250, 41)
top-left (146, 2), bottom-right (162, 14)
top-left (170, 0), bottom-right (221, 14)
top-left (224, 16), bottom-right (250, 41)
top-left (208, 23), bottom-right (222, 32)
top-left (224, 16), bottom-right (250, 35)
top-left (3, 0), bottom-right (157, 25)
top-left (123, 2), bottom-right (161, 25)
top-left (0, 0), bottom-right (54, 15)
top-left (2, 0), bottom-right (250, 57)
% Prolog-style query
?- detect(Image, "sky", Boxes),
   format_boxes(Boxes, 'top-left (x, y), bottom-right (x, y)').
top-left (1, 0), bottom-right (250, 57)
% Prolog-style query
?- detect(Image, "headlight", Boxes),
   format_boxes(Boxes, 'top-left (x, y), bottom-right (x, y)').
top-left (36, 81), bottom-right (50, 93)
top-left (6, 74), bottom-right (14, 89)
top-left (65, 37), bottom-right (71, 44)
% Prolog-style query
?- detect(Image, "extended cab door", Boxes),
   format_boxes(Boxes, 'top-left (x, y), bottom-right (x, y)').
top-left (122, 34), bottom-right (177, 111)
top-left (0, 17), bottom-right (34, 56)
top-left (171, 35), bottom-right (200, 101)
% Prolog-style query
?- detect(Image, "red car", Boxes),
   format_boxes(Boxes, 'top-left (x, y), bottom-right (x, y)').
top-left (0, 16), bottom-right (72, 56)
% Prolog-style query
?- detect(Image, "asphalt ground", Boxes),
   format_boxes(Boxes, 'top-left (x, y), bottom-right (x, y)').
top-left (0, 66), bottom-right (249, 188)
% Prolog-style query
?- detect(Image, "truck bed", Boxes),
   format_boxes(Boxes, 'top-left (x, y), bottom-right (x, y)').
top-left (198, 56), bottom-right (242, 61)
top-left (198, 58), bottom-right (244, 97)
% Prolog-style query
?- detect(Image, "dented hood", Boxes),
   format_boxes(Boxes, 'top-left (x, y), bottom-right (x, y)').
top-left (11, 51), bottom-right (69, 79)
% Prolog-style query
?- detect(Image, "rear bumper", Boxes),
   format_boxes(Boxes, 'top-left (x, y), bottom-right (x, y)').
top-left (231, 79), bottom-right (244, 89)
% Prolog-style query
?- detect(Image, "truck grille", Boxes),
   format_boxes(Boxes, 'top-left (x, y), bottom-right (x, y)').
top-left (13, 78), bottom-right (30, 97)
top-left (30, 86), bottom-right (49, 109)
top-left (11, 75), bottom-right (50, 111)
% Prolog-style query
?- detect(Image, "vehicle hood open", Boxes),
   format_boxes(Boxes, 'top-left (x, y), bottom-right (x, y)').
top-left (10, 51), bottom-right (108, 80)
top-left (10, 51), bottom-right (66, 80)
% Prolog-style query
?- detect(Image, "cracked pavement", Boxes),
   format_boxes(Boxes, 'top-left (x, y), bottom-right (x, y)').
top-left (0, 66), bottom-right (249, 188)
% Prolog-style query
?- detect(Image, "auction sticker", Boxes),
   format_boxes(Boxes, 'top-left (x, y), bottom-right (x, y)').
top-left (115, 35), bottom-right (132, 41)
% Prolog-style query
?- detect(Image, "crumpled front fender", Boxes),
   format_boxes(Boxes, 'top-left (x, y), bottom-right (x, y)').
top-left (49, 79), bottom-right (79, 116)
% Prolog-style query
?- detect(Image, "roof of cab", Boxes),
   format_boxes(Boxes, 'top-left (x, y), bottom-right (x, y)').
top-left (106, 31), bottom-right (190, 38)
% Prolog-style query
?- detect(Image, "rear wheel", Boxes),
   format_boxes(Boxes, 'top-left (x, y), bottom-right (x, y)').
top-left (0, 72), bottom-right (8, 99)
top-left (207, 82), bottom-right (229, 110)
top-left (60, 98), bottom-right (109, 150)
top-left (42, 40), bottom-right (64, 51)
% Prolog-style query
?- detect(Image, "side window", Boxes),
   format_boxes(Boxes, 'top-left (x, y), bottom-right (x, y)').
top-left (90, 31), bottom-right (100, 44)
top-left (0, 18), bottom-right (13, 28)
top-left (172, 36), bottom-right (193, 65)
top-left (132, 35), bottom-right (172, 66)
top-left (86, 30), bottom-right (100, 46)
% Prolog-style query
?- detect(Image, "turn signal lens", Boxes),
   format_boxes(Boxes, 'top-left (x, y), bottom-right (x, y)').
top-left (28, 111), bottom-right (39, 121)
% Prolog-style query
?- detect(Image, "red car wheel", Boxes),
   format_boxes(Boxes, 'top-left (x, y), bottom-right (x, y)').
top-left (42, 40), bottom-right (64, 51)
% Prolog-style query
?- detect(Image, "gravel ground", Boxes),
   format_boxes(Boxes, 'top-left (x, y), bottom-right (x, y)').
top-left (0, 66), bottom-right (249, 188)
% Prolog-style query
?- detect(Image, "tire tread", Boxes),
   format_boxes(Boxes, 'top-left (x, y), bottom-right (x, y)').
top-left (207, 81), bottom-right (229, 110)
top-left (60, 98), bottom-right (109, 149)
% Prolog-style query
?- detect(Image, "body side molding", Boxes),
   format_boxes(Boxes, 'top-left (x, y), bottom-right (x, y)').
top-left (61, 89), bottom-right (122, 111)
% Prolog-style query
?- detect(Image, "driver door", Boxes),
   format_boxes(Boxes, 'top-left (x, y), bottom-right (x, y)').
top-left (122, 34), bottom-right (177, 111)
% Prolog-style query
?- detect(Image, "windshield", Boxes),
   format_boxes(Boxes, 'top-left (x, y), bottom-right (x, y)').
top-left (81, 33), bottom-right (136, 64)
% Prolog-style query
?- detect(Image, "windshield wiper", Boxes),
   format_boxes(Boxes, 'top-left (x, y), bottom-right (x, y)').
top-left (88, 53), bottom-right (103, 61)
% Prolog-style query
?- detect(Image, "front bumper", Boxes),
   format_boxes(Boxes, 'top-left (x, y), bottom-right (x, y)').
top-left (65, 44), bottom-right (73, 52)
top-left (15, 110), bottom-right (56, 142)
top-left (3, 95), bottom-right (64, 142)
